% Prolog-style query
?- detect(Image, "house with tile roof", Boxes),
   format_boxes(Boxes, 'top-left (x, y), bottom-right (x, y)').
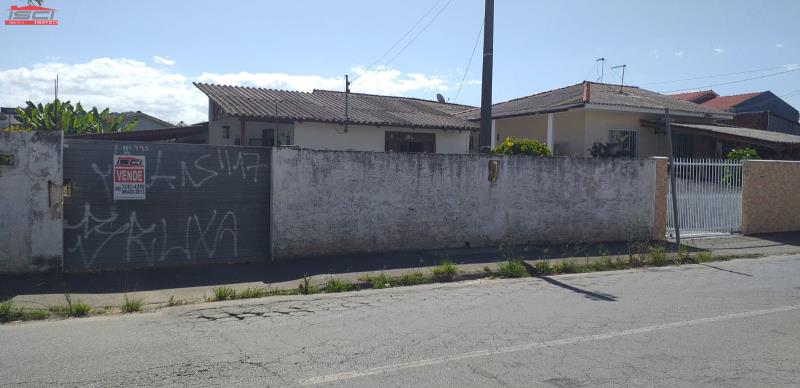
top-left (194, 83), bottom-right (477, 153)
top-left (460, 81), bottom-right (736, 158)
top-left (672, 90), bottom-right (800, 136)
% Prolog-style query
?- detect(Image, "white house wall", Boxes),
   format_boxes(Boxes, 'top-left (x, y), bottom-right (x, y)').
top-left (209, 117), bottom-right (472, 154)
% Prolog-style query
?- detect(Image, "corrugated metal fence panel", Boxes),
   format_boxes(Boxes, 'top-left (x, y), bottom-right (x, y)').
top-left (666, 158), bottom-right (742, 236)
top-left (62, 140), bottom-right (269, 272)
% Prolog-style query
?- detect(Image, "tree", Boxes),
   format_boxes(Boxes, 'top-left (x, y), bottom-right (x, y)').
top-left (491, 137), bottom-right (552, 157)
top-left (15, 99), bottom-right (137, 134)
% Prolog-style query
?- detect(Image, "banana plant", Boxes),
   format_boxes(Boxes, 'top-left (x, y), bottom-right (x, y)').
top-left (15, 99), bottom-right (138, 134)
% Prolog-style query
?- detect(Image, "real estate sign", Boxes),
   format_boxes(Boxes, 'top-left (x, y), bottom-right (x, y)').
top-left (113, 155), bottom-right (145, 200)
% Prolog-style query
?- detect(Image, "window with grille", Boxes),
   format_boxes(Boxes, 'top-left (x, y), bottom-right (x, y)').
top-left (608, 129), bottom-right (638, 158)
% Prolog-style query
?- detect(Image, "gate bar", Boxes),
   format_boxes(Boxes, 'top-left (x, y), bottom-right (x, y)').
top-left (665, 108), bottom-right (681, 247)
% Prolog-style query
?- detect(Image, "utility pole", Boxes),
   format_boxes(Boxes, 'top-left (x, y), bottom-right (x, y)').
top-left (665, 108), bottom-right (681, 248)
top-left (478, 0), bottom-right (494, 152)
top-left (54, 74), bottom-right (58, 100)
top-left (344, 75), bottom-right (350, 133)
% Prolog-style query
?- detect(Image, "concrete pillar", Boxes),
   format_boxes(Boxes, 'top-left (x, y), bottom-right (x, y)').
top-left (547, 113), bottom-right (554, 153)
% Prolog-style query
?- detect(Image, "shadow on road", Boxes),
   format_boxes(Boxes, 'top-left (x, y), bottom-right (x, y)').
top-left (0, 241), bottom-right (639, 299)
top-left (700, 263), bottom-right (753, 277)
top-left (536, 276), bottom-right (618, 302)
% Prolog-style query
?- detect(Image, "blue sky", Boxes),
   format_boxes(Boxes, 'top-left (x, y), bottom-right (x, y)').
top-left (1, 0), bottom-right (798, 123)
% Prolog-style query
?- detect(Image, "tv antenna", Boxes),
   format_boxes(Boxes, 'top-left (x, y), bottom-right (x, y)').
top-left (611, 64), bottom-right (626, 92)
top-left (596, 58), bottom-right (605, 83)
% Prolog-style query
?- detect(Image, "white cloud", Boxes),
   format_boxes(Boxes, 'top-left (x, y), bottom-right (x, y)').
top-left (785, 63), bottom-right (800, 71)
top-left (649, 49), bottom-right (661, 59)
top-left (674, 51), bottom-right (685, 57)
top-left (153, 56), bottom-right (176, 66)
top-left (713, 48), bottom-right (725, 54)
top-left (0, 58), bottom-right (464, 125)
top-left (776, 43), bottom-right (784, 48)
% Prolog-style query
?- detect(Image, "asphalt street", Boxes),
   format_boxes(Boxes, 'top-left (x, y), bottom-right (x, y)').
top-left (2, 255), bottom-right (799, 387)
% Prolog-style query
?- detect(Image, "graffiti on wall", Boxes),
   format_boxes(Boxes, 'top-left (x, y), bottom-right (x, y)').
top-left (63, 142), bottom-right (269, 271)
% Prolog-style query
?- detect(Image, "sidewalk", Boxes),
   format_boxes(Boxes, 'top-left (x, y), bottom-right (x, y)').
top-left (3, 232), bottom-right (799, 311)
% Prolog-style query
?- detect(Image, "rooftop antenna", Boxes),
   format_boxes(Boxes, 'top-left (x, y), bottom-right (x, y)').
top-left (611, 64), bottom-right (626, 92)
top-left (596, 58), bottom-right (605, 83)
top-left (436, 93), bottom-right (446, 103)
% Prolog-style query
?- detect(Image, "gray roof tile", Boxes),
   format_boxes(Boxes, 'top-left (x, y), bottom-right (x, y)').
top-left (194, 83), bottom-right (478, 131)
top-left (460, 82), bottom-right (733, 120)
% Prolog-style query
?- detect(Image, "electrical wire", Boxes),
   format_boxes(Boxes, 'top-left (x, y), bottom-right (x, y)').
top-left (355, 0), bottom-right (453, 87)
top-left (354, 0), bottom-right (443, 84)
top-left (640, 65), bottom-right (790, 86)
top-left (662, 68), bottom-right (800, 94)
top-left (453, 21), bottom-right (484, 103)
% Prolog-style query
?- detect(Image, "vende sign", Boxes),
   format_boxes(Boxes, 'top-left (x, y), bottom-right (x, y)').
top-left (113, 155), bottom-right (145, 200)
top-left (5, 5), bottom-right (58, 25)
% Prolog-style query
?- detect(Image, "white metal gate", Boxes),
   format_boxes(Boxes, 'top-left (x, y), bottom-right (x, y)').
top-left (667, 158), bottom-right (743, 235)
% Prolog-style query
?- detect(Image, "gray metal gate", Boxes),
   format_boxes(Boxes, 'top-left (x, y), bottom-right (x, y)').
top-left (667, 158), bottom-right (742, 236)
top-left (62, 140), bottom-right (270, 272)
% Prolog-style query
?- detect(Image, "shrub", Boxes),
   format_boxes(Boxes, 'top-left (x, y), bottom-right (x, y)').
top-left (533, 260), bottom-right (555, 276)
top-left (121, 295), bottom-right (143, 313)
top-left (21, 310), bottom-right (48, 321)
top-left (432, 259), bottom-right (458, 282)
top-left (497, 259), bottom-right (529, 278)
top-left (324, 278), bottom-right (354, 293)
top-left (491, 137), bottom-right (552, 157)
top-left (0, 300), bottom-right (22, 322)
top-left (212, 286), bottom-right (237, 301)
top-left (649, 245), bottom-right (667, 266)
top-left (237, 287), bottom-right (268, 299)
top-left (395, 271), bottom-right (430, 286)
top-left (727, 148), bottom-right (759, 160)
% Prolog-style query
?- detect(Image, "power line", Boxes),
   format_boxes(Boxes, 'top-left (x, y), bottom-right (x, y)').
top-left (453, 21), bottom-right (484, 103)
top-left (353, 0), bottom-right (443, 84)
top-left (662, 67), bottom-right (800, 94)
top-left (640, 65), bottom-right (790, 86)
top-left (355, 0), bottom-right (453, 87)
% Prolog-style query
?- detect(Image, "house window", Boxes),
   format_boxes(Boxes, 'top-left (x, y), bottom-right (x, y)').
top-left (385, 131), bottom-right (435, 153)
top-left (222, 125), bottom-right (230, 139)
top-left (608, 129), bottom-right (638, 157)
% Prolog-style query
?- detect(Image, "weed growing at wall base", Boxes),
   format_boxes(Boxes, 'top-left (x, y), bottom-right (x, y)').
top-left (121, 295), bottom-right (143, 313)
top-left (212, 286), bottom-right (237, 301)
top-left (324, 278), bottom-right (354, 293)
top-left (432, 259), bottom-right (458, 282)
top-left (497, 259), bottom-right (529, 278)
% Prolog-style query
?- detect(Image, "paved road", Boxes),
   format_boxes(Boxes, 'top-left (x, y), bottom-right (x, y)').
top-left (2, 255), bottom-right (799, 387)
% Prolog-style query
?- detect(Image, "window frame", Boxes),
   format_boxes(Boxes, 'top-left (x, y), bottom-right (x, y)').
top-left (607, 129), bottom-right (639, 158)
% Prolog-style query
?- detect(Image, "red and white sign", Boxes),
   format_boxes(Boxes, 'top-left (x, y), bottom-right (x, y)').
top-left (5, 5), bottom-right (58, 25)
top-left (113, 155), bottom-right (145, 200)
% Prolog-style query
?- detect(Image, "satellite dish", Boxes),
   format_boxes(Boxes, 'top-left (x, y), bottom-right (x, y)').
top-left (436, 93), bottom-right (446, 103)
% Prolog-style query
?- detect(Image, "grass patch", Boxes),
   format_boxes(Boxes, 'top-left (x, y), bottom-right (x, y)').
top-left (298, 274), bottom-right (320, 295)
top-left (533, 260), bottom-right (555, 276)
top-left (212, 286), bottom-right (237, 301)
top-left (554, 260), bottom-right (579, 274)
top-left (121, 295), bottom-right (143, 313)
top-left (432, 259), bottom-right (458, 282)
top-left (237, 287), bottom-right (268, 299)
top-left (324, 278), bottom-right (354, 293)
top-left (696, 251), bottom-right (714, 263)
top-left (1, 300), bottom-right (49, 322)
top-left (368, 273), bottom-right (390, 289)
top-left (497, 259), bottom-right (528, 278)
top-left (395, 271), bottom-right (430, 286)
top-left (649, 245), bottom-right (667, 266)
